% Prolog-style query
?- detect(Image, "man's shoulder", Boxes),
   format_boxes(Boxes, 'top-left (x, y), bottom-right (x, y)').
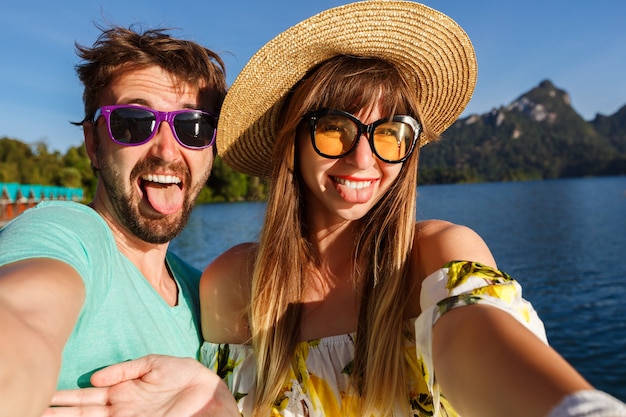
top-left (32, 200), bottom-right (94, 215)
top-left (6, 201), bottom-right (102, 230)
top-left (0, 201), bottom-right (111, 254)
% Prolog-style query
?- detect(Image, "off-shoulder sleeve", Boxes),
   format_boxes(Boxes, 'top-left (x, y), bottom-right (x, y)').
top-left (414, 260), bottom-right (548, 415)
top-left (201, 342), bottom-right (256, 415)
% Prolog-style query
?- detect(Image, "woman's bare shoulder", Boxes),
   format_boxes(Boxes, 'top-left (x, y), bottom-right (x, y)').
top-left (200, 242), bottom-right (257, 344)
top-left (413, 219), bottom-right (497, 277)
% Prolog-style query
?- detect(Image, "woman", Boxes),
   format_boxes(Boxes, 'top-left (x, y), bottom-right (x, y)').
top-left (199, 1), bottom-right (625, 416)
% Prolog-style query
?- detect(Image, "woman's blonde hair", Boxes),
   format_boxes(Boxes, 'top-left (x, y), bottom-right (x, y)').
top-left (250, 55), bottom-right (436, 416)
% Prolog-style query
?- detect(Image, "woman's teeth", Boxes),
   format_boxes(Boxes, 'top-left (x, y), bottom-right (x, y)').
top-left (334, 177), bottom-right (372, 190)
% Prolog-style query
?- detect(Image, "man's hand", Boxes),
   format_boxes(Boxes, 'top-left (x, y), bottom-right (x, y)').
top-left (43, 355), bottom-right (239, 417)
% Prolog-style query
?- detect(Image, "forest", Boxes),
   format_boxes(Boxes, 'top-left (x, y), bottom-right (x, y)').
top-left (2, 80), bottom-right (625, 203)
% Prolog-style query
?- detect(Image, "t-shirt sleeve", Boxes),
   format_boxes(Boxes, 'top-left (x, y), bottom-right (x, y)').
top-left (413, 260), bottom-right (548, 415)
top-left (0, 202), bottom-right (116, 293)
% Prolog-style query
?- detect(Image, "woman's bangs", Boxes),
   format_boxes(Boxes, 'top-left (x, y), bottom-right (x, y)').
top-left (320, 76), bottom-right (409, 117)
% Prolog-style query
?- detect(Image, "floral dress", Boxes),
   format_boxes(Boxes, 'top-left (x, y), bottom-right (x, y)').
top-left (201, 261), bottom-right (548, 416)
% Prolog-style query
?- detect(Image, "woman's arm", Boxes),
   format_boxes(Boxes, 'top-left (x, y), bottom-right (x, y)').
top-left (433, 304), bottom-right (591, 417)
top-left (415, 220), bottom-right (596, 417)
top-left (200, 242), bottom-right (255, 344)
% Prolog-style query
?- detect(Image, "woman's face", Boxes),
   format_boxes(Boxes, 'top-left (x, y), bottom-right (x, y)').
top-left (297, 99), bottom-right (403, 227)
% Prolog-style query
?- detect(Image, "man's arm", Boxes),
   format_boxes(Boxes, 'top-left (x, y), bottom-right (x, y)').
top-left (0, 258), bottom-right (85, 417)
top-left (44, 355), bottom-right (240, 417)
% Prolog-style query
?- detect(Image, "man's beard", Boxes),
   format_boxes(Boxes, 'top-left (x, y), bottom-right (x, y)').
top-left (98, 155), bottom-right (207, 244)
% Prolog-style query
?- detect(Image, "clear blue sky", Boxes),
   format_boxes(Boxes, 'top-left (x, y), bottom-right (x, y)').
top-left (1, 0), bottom-right (625, 152)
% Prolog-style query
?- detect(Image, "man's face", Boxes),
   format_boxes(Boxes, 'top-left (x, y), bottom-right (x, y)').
top-left (85, 66), bottom-right (215, 244)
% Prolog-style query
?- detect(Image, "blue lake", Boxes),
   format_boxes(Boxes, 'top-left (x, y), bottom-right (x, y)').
top-left (171, 176), bottom-right (626, 400)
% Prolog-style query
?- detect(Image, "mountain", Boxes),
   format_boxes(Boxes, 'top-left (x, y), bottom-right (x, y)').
top-left (418, 80), bottom-right (626, 184)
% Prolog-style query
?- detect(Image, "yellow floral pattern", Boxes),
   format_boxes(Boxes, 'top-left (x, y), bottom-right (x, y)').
top-left (201, 261), bottom-right (547, 416)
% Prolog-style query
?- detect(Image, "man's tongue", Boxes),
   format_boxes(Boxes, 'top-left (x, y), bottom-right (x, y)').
top-left (143, 182), bottom-right (184, 215)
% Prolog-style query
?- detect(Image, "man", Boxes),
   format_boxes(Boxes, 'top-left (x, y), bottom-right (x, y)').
top-left (0, 25), bottom-right (237, 417)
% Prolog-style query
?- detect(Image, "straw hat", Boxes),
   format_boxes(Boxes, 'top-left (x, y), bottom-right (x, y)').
top-left (217, 0), bottom-right (477, 177)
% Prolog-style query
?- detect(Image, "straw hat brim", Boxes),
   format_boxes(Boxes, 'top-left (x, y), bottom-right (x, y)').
top-left (217, 0), bottom-right (477, 177)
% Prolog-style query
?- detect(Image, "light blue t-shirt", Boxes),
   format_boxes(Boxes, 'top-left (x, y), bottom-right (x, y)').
top-left (0, 201), bottom-right (202, 389)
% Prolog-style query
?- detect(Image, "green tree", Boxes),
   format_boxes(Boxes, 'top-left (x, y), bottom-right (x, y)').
top-left (59, 167), bottom-right (83, 188)
top-left (206, 157), bottom-right (251, 202)
top-left (63, 145), bottom-right (96, 200)
top-left (0, 138), bottom-right (33, 182)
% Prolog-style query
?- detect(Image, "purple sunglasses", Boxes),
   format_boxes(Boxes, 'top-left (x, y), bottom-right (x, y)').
top-left (93, 104), bottom-right (218, 149)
